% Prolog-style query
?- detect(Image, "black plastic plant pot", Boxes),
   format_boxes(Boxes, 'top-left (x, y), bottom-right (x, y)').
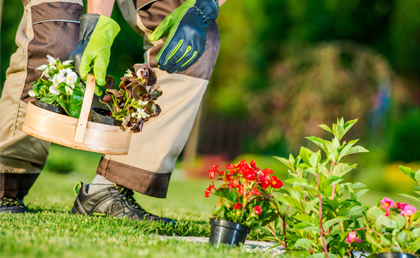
top-left (91, 107), bottom-right (122, 126)
top-left (35, 98), bottom-right (67, 115)
top-left (374, 253), bottom-right (418, 258)
top-left (209, 218), bottom-right (251, 248)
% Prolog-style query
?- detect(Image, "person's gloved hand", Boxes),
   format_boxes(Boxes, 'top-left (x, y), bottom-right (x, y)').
top-left (148, 0), bottom-right (219, 73)
top-left (69, 14), bottom-right (120, 86)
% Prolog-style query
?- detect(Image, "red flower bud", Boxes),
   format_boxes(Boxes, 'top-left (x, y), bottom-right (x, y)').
top-left (254, 205), bottom-right (263, 215)
top-left (233, 203), bottom-right (242, 209)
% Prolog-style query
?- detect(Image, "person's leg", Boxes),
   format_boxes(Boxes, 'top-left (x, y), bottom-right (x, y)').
top-left (71, 0), bottom-right (219, 220)
top-left (0, 0), bottom-right (83, 213)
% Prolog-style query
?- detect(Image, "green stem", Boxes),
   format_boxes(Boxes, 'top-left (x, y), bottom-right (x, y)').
top-left (330, 161), bottom-right (336, 200)
top-left (317, 173), bottom-right (329, 257)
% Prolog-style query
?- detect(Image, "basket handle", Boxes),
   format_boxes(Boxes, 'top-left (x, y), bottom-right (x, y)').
top-left (74, 74), bottom-right (95, 143)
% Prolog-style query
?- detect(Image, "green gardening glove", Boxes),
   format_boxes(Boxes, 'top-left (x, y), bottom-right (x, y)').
top-left (69, 14), bottom-right (120, 85)
top-left (148, 0), bottom-right (219, 73)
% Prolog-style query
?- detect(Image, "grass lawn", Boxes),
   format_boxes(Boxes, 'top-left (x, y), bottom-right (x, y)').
top-left (2, 145), bottom-right (419, 257)
top-left (0, 146), bottom-right (275, 258)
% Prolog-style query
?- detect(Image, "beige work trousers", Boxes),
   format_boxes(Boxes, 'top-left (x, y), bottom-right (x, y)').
top-left (0, 0), bottom-right (220, 199)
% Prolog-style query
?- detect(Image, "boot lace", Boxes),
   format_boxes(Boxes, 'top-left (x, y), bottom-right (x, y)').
top-left (0, 197), bottom-right (24, 207)
top-left (114, 184), bottom-right (152, 215)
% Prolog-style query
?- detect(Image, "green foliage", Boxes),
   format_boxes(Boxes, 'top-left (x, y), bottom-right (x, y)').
top-left (99, 64), bottom-right (162, 132)
top-left (30, 57), bottom-right (86, 118)
top-left (273, 118), bottom-right (371, 256)
top-left (364, 205), bottom-right (420, 254)
top-left (398, 165), bottom-right (420, 206)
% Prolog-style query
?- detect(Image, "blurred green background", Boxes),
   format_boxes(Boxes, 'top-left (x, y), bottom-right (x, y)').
top-left (2, 0), bottom-right (420, 206)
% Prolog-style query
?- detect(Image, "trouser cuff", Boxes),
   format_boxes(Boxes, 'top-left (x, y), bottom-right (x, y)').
top-left (96, 157), bottom-right (171, 198)
top-left (0, 173), bottom-right (40, 198)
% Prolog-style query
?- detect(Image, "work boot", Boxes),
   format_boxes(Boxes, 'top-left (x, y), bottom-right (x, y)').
top-left (0, 197), bottom-right (28, 214)
top-left (71, 182), bottom-right (175, 225)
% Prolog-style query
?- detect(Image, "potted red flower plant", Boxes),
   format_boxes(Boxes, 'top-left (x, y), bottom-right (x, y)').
top-left (205, 159), bottom-right (283, 247)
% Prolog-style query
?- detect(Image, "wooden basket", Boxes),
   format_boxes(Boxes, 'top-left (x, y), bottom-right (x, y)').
top-left (22, 74), bottom-right (132, 155)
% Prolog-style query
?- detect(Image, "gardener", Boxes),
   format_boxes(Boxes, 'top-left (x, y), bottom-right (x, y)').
top-left (0, 0), bottom-right (221, 223)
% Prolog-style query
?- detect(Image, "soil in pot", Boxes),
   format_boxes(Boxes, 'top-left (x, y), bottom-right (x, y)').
top-left (35, 98), bottom-right (67, 115)
top-left (209, 218), bottom-right (251, 248)
top-left (374, 253), bottom-right (418, 258)
top-left (91, 107), bottom-right (122, 126)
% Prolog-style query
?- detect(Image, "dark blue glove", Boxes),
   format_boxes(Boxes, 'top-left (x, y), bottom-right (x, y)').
top-left (148, 0), bottom-right (219, 73)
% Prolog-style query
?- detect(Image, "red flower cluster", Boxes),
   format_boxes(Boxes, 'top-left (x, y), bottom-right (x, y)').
top-left (205, 183), bottom-right (215, 198)
top-left (204, 159), bottom-right (283, 198)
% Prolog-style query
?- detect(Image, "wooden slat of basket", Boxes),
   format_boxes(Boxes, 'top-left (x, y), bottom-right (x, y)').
top-left (74, 74), bottom-right (95, 143)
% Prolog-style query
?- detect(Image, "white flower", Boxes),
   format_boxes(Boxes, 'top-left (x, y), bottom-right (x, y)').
top-left (47, 55), bottom-right (57, 65)
top-left (136, 108), bottom-right (150, 119)
top-left (28, 90), bottom-right (36, 97)
top-left (58, 69), bottom-right (67, 78)
top-left (124, 69), bottom-right (133, 77)
top-left (44, 65), bottom-right (57, 79)
top-left (62, 60), bottom-right (73, 66)
top-left (36, 65), bottom-right (48, 71)
top-left (65, 68), bottom-right (73, 75)
top-left (49, 85), bottom-right (60, 95)
top-left (65, 86), bottom-right (73, 95)
top-left (66, 72), bottom-right (77, 87)
top-left (52, 74), bottom-right (65, 85)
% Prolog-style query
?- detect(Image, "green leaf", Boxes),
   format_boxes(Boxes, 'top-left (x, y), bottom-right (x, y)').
top-left (290, 189), bottom-right (302, 203)
top-left (366, 231), bottom-right (382, 250)
top-left (69, 104), bottom-right (81, 118)
top-left (410, 211), bottom-right (420, 223)
top-left (345, 146), bottom-right (369, 156)
top-left (399, 166), bottom-right (415, 181)
top-left (341, 119), bottom-right (358, 139)
top-left (58, 98), bottom-right (70, 113)
top-left (70, 88), bottom-right (84, 106)
top-left (40, 94), bottom-right (57, 104)
top-left (337, 139), bottom-right (359, 162)
top-left (397, 231), bottom-right (407, 245)
top-left (325, 176), bottom-right (343, 187)
top-left (309, 153), bottom-right (319, 168)
top-left (391, 213), bottom-right (406, 230)
top-left (214, 188), bottom-right (239, 203)
top-left (322, 217), bottom-right (348, 231)
top-left (399, 193), bottom-right (420, 206)
top-left (284, 178), bottom-right (310, 186)
top-left (299, 147), bottom-right (314, 167)
top-left (341, 206), bottom-right (368, 217)
top-left (294, 238), bottom-right (312, 251)
top-left (407, 237), bottom-right (420, 252)
top-left (380, 235), bottom-right (391, 246)
top-left (305, 136), bottom-right (327, 152)
top-left (318, 124), bottom-right (332, 133)
top-left (415, 169), bottom-right (420, 183)
top-left (274, 156), bottom-right (295, 171)
top-left (375, 215), bottom-right (394, 229)
top-left (351, 182), bottom-right (367, 189)
top-left (294, 214), bottom-right (317, 226)
top-left (56, 82), bottom-right (67, 93)
top-left (332, 163), bottom-right (357, 177)
top-left (308, 253), bottom-right (337, 258)
top-left (276, 195), bottom-right (303, 212)
top-left (294, 222), bottom-right (320, 232)
top-left (332, 124), bottom-right (343, 140)
top-left (355, 189), bottom-right (370, 199)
